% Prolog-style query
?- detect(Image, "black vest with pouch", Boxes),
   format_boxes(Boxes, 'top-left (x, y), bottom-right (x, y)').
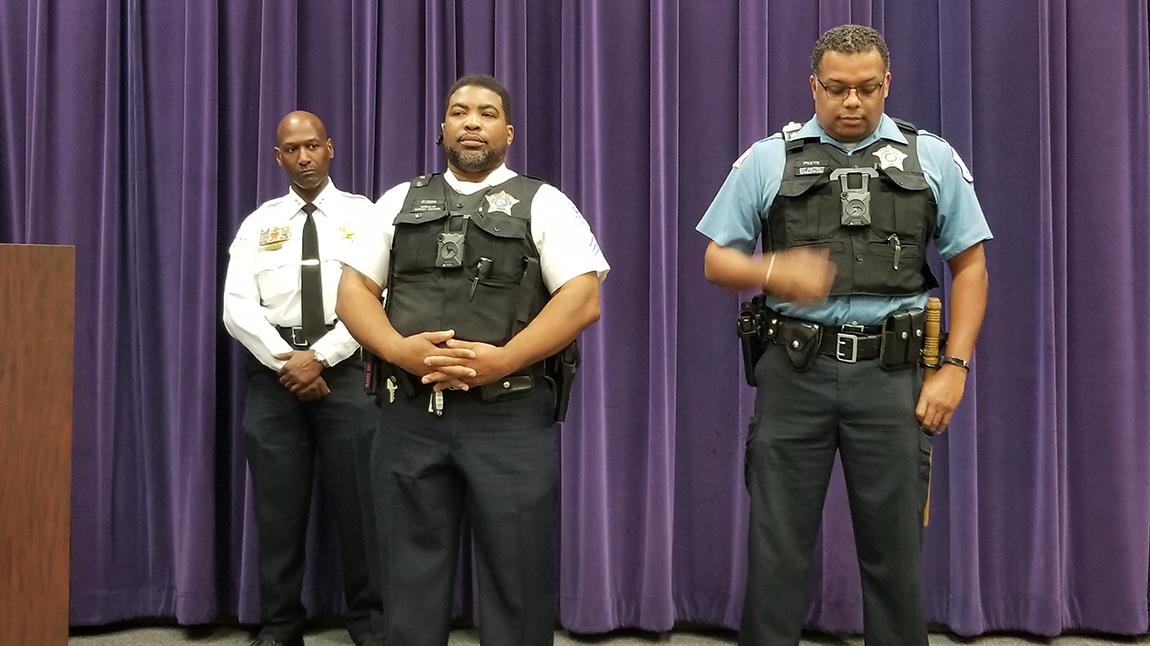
top-left (765, 118), bottom-right (939, 296)
top-left (387, 173), bottom-right (549, 347)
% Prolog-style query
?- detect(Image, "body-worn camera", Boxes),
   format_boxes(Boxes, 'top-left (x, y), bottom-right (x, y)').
top-left (436, 217), bottom-right (468, 268)
top-left (436, 231), bottom-right (465, 267)
top-left (829, 167), bottom-right (878, 227)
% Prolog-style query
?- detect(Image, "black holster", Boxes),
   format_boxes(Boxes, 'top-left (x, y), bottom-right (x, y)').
top-left (545, 341), bottom-right (579, 423)
top-left (737, 297), bottom-right (766, 386)
top-left (776, 319), bottom-right (822, 372)
top-left (752, 301), bottom-right (823, 373)
top-left (879, 307), bottom-right (925, 371)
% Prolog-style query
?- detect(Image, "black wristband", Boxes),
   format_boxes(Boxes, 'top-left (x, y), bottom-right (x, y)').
top-left (939, 355), bottom-right (970, 371)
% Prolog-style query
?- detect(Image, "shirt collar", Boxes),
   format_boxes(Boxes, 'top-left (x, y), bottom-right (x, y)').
top-left (444, 164), bottom-right (517, 195)
top-left (286, 180), bottom-right (341, 217)
top-left (796, 114), bottom-right (906, 154)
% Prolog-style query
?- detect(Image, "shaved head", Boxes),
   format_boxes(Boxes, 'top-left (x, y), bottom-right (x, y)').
top-left (276, 110), bottom-right (328, 146)
top-left (274, 110), bottom-right (334, 202)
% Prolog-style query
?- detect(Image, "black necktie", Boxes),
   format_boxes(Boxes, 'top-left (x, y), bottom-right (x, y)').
top-left (300, 203), bottom-right (325, 345)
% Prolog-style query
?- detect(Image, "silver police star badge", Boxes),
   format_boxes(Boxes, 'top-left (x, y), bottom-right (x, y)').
top-left (485, 190), bottom-right (520, 215)
top-left (873, 144), bottom-right (908, 171)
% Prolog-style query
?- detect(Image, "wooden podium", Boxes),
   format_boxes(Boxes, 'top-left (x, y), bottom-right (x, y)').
top-left (0, 244), bottom-right (74, 645)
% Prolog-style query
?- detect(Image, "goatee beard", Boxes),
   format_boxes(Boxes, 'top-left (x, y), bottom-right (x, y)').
top-left (447, 146), bottom-right (502, 175)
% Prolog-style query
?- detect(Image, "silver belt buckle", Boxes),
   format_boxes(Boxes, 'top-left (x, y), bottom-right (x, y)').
top-left (835, 328), bottom-right (861, 363)
top-left (290, 326), bottom-right (308, 347)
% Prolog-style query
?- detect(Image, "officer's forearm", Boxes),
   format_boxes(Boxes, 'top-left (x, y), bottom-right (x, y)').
top-left (502, 272), bottom-right (601, 372)
top-left (943, 243), bottom-right (988, 361)
top-left (703, 241), bottom-right (770, 292)
top-left (335, 267), bottom-right (400, 360)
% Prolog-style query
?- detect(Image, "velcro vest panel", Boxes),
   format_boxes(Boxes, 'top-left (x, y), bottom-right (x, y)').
top-left (387, 174), bottom-right (549, 346)
top-left (765, 119), bottom-right (939, 296)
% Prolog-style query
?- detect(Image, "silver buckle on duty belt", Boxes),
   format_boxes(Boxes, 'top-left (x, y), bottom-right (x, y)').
top-left (835, 332), bottom-right (860, 363)
top-left (289, 326), bottom-right (308, 347)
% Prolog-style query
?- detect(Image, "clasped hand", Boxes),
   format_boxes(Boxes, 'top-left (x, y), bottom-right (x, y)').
top-left (391, 330), bottom-right (513, 392)
top-left (274, 350), bottom-right (329, 401)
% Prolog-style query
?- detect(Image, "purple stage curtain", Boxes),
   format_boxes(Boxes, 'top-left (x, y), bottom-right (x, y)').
top-left (2, 0), bottom-right (1148, 637)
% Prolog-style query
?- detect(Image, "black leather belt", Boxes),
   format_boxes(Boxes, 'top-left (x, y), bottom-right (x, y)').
top-left (816, 324), bottom-right (883, 363)
top-left (276, 324), bottom-right (335, 348)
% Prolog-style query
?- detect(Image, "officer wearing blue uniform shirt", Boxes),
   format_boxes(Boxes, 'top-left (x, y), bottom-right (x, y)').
top-left (697, 25), bottom-right (991, 646)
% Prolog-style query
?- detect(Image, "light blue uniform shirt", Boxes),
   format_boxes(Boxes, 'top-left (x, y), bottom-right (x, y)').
top-left (696, 114), bottom-right (992, 326)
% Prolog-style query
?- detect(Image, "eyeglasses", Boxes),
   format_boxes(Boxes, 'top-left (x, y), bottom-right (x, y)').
top-left (815, 77), bottom-right (885, 101)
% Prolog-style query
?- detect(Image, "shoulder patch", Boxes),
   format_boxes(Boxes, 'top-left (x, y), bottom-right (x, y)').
top-left (952, 149), bottom-right (974, 183)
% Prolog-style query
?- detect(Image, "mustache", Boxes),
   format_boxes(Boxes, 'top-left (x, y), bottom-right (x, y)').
top-left (435, 134), bottom-right (488, 146)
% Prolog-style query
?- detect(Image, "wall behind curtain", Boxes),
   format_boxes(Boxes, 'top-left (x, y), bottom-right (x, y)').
top-left (1, 0), bottom-right (1148, 636)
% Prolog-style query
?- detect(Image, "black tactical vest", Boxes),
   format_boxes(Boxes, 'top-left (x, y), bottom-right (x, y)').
top-left (765, 118), bottom-right (938, 296)
top-left (386, 174), bottom-right (549, 347)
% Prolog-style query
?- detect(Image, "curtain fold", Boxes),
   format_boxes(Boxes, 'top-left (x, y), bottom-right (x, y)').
top-left (1, 0), bottom-right (1148, 636)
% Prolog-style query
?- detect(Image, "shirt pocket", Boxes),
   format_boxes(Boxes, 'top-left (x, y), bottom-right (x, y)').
top-left (254, 247), bottom-right (300, 307)
top-left (321, 235), bottom-right (355, 287)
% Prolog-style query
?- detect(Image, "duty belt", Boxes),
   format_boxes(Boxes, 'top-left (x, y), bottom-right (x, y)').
top-left (765, 315), bottom-right (883, 363)
top-left (739, 295), bottom-right (923, 381)
top-left (817, 323), bottom-right (883, 363)
top-left (276, 324), bottom-right (336, 348)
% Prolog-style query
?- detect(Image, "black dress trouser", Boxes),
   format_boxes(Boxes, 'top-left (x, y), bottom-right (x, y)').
top-left (372, 384), bottom-right (558, 646)
top-left (243, 357), bottom-right (382, 644)
top-left (739, 345), bottom-right (932, 646)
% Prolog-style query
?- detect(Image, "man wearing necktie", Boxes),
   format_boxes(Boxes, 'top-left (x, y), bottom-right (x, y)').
top-left (223, 111), bottom-right (383, 646)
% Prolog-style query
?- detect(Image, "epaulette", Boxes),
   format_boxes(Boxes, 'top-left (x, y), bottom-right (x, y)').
top-left (255, 194), bottom-right (290, 212)
top-left (891, 117), bottom-right (918, 134)
top-left (411, 174), bottom-right (436, 188)
top-left (516, 172), bottom-right (547, 184)
top-left (341, 190), bottom-right (373, 204)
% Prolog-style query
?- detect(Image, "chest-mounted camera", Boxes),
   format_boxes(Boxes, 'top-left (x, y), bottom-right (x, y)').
top-left (829, 167), bottom-right (878, 227)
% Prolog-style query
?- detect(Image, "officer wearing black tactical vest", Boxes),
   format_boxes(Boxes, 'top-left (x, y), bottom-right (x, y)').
top-left (387, 173), bottom-right (551, 367)
top-left (699, 25), bottom-right (991, 646)
top-left (769, 117), bottom-right (938, 297)
top-left (337, 74), bottom-right (609, 646)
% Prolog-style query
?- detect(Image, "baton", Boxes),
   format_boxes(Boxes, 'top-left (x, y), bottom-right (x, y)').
top-left (922, 297), bottom-right (942, 371)
top-left (920, 296), bottom-right (942, 526)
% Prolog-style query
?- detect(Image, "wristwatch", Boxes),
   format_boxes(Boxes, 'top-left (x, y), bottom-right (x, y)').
top-left (312, 350), bottom-right (330, 368)
top-left (939, 355), bottom-right (970, 371)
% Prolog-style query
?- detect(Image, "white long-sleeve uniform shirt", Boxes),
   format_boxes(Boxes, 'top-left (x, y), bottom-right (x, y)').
top-left (223, 181), bottom-right (374, 371)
